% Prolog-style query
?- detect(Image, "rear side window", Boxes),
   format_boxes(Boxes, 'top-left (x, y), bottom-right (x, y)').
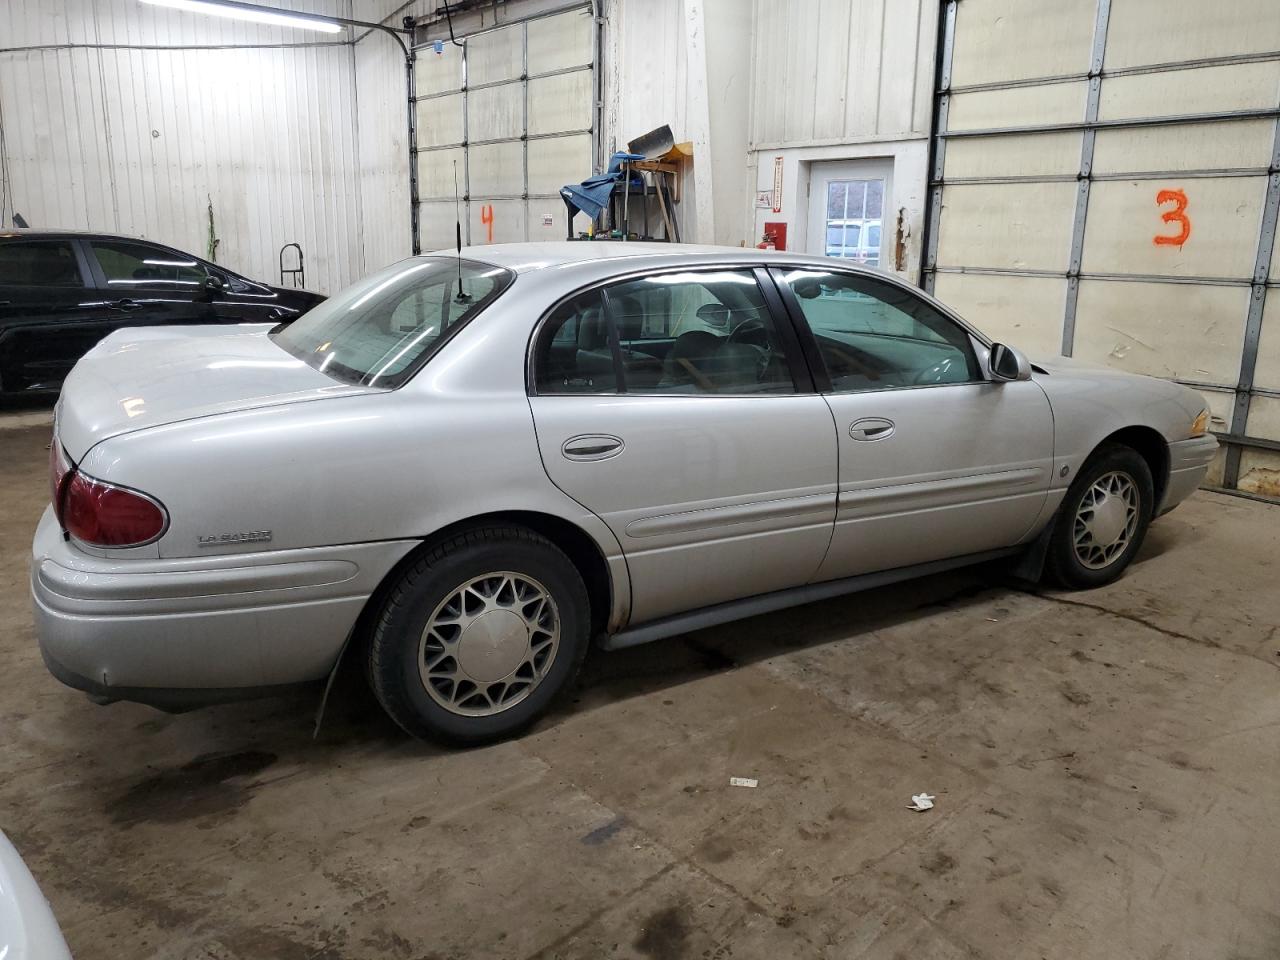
top-left (89, 240), bottom-right (207, 288)
top-left (532, 269), bottom-right (798, 396)
top-left (0, 241), bottom-right (83, 286)
top-left (273, 257), bottom-right (514, 388)
top-left (532, 291), bottom-right (616, 394)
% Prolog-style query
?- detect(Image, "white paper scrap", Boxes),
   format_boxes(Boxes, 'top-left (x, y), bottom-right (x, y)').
top-left (907, 792), bottom-right (936, 811)
top-left (730, 777), bottom-right (759, 788)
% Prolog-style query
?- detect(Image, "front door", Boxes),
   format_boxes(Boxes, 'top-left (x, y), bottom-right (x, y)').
top-left (807, 159), bottom-right (893, 268)
top-left (528, 266), bottom-right (838, 624)
top-left (773, 266), bottom-right (1053, 581)
top-left (83, 237), bottom-right (218, 328)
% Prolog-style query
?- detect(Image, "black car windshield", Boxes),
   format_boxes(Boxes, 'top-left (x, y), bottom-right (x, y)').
top-left (272, 257), bottom-right (514, 388)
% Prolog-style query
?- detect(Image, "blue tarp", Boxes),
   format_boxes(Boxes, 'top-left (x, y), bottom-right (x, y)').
top-left (560, 151), bottom-right (646, 222)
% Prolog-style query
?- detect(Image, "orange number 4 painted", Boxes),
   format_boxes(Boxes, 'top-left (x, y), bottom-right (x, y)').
top-left (1154, 188), bottom-right (1190, 248)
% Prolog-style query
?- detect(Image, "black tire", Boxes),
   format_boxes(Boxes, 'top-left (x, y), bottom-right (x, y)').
top-left (367, 526), bottom-right (590, 746)
top-left (1044, 442), bottom-right (1154, 589)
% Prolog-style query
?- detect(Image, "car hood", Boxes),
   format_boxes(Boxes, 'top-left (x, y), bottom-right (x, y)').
top-left (267, 284), bottom-right (326, 313)
top-left (1030, 354), bottom-right (1153, 379)
top-left (0, 831), bottom-right (72, 960)
top-left (56, 324), bottom-right (376, 460)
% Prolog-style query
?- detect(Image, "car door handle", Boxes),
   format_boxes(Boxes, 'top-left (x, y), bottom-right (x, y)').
top-left (562, 434), bottom-right (624, 461)
top-left (109, 298), bottom-right (142, 311)
top-left (849, 417), bottom-right (895, 441)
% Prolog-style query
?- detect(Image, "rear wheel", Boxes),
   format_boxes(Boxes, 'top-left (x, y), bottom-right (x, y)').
top-left (1045, 443), bottom-right (1154, 589)
top-left (367, 526), bottom-right (590, 745)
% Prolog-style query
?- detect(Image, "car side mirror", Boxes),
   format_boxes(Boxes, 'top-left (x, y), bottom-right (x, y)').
top-left (989, 342), bottom-right (1032, 382)
top-left (199, 274), bottom-right (226, 301)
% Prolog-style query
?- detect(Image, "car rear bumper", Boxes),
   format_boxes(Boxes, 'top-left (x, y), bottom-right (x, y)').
top-left (30, 506), bottom-right (417, 708)
top-left (1159, 434), bottom-right (1219, 515)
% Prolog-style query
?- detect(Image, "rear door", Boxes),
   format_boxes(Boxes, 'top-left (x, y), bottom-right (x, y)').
top-left (0, 238), bottom-right (108, 392)
top-left (528, 266), bottom-right (838, 625)
top-left (773, 266), bottom-right (1053, 580)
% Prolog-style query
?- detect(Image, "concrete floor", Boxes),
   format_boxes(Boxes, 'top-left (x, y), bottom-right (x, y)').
top-left (3, 416), bottom-right (1280, 960)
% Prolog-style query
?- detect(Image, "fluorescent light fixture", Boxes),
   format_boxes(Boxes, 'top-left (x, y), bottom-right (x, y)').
top-left (139, 0), bottom-right (343, 33)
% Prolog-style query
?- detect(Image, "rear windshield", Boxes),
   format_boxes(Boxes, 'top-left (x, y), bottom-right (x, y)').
top-left (272, 257), bottom-right (513, 388)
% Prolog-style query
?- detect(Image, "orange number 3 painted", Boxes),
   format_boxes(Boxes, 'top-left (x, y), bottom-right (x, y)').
top-left (1154, 188), bottom-right (1191, 247)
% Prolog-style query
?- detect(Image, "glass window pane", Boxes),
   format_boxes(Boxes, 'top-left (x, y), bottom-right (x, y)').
top-left (528, 71), bottom-right (592, 135)
top-left (468, 83), bottom-right (522, 141)
top-left (418, 147), bottom-right (467, 201)
top-left (90, 241), bottom-right (205, 288)
top-left (468, 140), bottom-right (524, 196)
top-left (470, 199), bottom-right (526, 243)
top-left (865, 179), bottom-right (884, 217)
top-left (532, 291), bottom-right (616, 394)
top-left (466, 24), bottom-right (522, 85)
top-left (527, 9), bottom-right (592, 74)
top-left (0, 241), bottom-right (83, 286)
top-left (415, 46), bottom-right (463, 97)
top-left (608, 270), bottom-right (796, 394)
top-left (780, 270), bottom-right (980, 392)
top-left (416, 93), bottom-right (464, 148)
top-left (528, 134), bottom-right (591, 194)
top-left (273, 258), bottom-right (513, 388)
top-left (826, 181), bottom-right (848, 220)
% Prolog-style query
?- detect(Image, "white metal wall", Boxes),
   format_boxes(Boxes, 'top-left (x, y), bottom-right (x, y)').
top-left (747, 0), bottom-right (937, 276)
top-left (923, 0), bottom-right (1280, 499)
top-left (413, 4), bottom-right (596, 252)
top-left (0, 0), bottom-right (365, 292)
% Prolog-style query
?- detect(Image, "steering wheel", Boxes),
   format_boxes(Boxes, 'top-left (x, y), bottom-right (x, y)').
top-left (727, 318), bottom-right (767, 347)
top-left (913, 356), bottom-right (961, 385)
top-left (724, 320), bottom-right (775, 382)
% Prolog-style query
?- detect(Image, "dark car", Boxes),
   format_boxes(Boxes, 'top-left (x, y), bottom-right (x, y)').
top-left (0, 230), bottom-right (325, 395)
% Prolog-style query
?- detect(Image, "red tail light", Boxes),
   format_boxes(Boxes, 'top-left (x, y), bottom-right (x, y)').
top-left (49, 440), bottom-right (73, 519)
top-left (61, 470), bottom-right (169, 548)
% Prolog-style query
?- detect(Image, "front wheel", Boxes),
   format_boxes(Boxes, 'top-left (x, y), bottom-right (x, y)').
top-left (1045, 443), bottom-right (1154, 589)
top-left (367, 527), bottom-right (590, 746)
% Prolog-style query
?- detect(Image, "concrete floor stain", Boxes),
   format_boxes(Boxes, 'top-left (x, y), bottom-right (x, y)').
top-left (109, 749), bottom-right (278, 826)
top-left (634, 904), bottom-right (691, 960)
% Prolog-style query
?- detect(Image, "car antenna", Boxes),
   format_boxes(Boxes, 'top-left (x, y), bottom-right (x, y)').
top-left (453, 160), bottom-right (470, 303)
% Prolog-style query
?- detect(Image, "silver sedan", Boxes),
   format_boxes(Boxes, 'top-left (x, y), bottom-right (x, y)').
top-left (31, 244), bottom-right (1218, 744)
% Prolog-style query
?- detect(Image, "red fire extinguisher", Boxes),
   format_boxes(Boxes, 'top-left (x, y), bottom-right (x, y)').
top-left (757, 230), bottom-right (776, 250)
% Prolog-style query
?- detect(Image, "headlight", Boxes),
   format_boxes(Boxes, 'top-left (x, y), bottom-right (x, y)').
top-left (1191, 409), bottom-right (1209, 437)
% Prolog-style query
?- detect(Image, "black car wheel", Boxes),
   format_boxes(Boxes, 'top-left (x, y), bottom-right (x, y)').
top-left (367, 526), bottom-right (590, 746)
top-left (1045, 443), bottom-right (1154, 589)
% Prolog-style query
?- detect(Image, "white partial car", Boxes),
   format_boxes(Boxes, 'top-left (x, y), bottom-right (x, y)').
top-left (0, 831), bottom-right (72, 960)
top-left (31, 243), bottom-right (1218, 744)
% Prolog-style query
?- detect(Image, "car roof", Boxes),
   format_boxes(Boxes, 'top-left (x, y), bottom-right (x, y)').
top-left (0, 228), bottom-right (173, 244)
top-left (436, 241), bottom-right (879, 276)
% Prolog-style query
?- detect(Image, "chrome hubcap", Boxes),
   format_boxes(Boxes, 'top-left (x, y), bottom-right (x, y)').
top-left (418, 572), bottom-right (560, 717)
top-left (1073, 471), bottom-right (1140, 570)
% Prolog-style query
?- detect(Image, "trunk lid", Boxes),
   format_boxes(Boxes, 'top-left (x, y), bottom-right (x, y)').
top-left (55, 324), bottom-right (376, 459)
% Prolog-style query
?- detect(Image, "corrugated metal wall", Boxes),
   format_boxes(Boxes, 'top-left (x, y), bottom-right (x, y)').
top-left (0, 0), bottom-right (365, 292)
top-left (923, 0), bottom-right (1280, 500)
top-left (749, 0), bottom-right (936, 146)
top-left (746, 0), bottom-right (937, 276)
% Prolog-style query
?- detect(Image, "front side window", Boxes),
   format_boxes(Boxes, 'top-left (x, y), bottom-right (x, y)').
top-left (273, 257), bottom-right (513, 388)
top-left (90, 240), bottom-right (207, 287)
top-left (0, 241), bottom-right (83, 286)
top-left (778, 269), bottom-right (980, 392)
top-left (609, 270), bottom-right (796, 394)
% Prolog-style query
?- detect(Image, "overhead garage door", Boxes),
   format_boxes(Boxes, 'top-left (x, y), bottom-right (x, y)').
top-left (413, 4), bottom-right (595, 252)
top-left (923, 0), bottom-right (1280, 500)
